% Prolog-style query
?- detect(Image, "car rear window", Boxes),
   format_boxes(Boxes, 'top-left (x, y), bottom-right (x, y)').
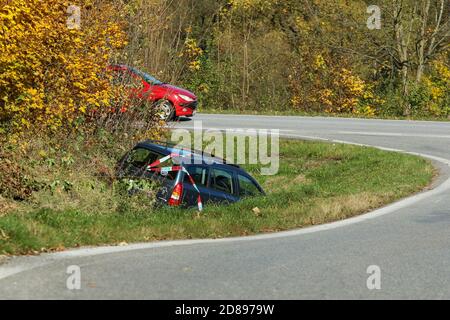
top-left (123, 148), bottom-right (179, 181)
top-left (110, 69), bottom-right (143, 89)
top-left (146, 153), bottom-right (179, 181)
top-left (125, 148), bottom-right (156, 168)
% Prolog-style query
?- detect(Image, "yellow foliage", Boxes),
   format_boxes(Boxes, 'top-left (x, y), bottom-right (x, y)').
top-left (182, 38), bottom-right (204, 72)
top-left (289, 53), bottom-right (383, 116)
top-left (314, 55), bottom-right (326, 70)
top-left (422, 55), bottom-right (450, 116)
top-left (0, 0), bottom-right (127, 131)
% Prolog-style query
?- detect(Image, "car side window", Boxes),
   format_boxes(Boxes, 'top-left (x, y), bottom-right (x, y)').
top-left (238, 174), bottom-right (261, 198)
top-left (210, 168), bottom-right (234, 194)
top-left (184, 166), bottom-right (208, 187)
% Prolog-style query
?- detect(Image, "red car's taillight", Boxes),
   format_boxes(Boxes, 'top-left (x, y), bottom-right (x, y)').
top-left (168, 182), bottom-right (183, 206)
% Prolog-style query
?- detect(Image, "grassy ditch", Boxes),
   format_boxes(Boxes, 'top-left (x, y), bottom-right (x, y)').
top-left (0, 139), bottom-right (435, 255)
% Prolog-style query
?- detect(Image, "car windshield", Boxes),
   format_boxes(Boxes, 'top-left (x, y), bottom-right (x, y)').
top-left (131, 68), bottom-right (163, 85)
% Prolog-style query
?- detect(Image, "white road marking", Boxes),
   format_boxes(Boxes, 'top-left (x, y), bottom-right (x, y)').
top-left (194, 113), bottom-right (450, 125)
top-left (338, 131), bottom-right (450, 139)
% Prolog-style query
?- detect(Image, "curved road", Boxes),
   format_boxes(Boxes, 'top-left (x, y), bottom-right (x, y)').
top-left (1, 114), bottom-right (450, 299)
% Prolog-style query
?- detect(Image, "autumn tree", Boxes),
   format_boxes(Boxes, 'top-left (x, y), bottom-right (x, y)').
top-left (0, 0), bottom-right (127, 131)
top-left (364, 0), bottom-right (449, 115)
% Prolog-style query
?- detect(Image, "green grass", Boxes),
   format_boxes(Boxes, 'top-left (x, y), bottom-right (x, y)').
top-left (199, 107), bottom-right (450, 122)
top-left (0, 139), bottom-right (435, 255)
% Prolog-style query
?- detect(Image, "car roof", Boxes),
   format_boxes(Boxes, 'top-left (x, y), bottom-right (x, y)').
top-left (136, 140), bottom-right (244, 171)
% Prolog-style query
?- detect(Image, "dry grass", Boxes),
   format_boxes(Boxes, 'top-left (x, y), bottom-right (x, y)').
top-left (313, 192), bottom-right (390, 222)
top-left (0, 196), bottom-right (17, 217)
top-left (264, 174), bottom-right (312, 192)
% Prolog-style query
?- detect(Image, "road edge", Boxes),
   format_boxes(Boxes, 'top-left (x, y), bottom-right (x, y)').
top-left (1, 136), bottom-right (450, 281)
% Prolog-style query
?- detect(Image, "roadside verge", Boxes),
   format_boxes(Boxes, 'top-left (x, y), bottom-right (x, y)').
top-left (1, 137), bottom-right (448, 277)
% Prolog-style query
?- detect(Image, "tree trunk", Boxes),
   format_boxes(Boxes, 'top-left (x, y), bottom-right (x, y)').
top-left (393, 0), bottom-right (415, 116)
top-left (416, 0), bottom-right (431, 83)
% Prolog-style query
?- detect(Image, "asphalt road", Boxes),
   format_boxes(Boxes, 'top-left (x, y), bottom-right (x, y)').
top-left (1, 114), bottom-right (450, 299)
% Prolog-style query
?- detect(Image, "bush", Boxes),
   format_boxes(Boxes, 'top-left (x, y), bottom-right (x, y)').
top-left (0, 126), bottom-right (164, 213)
top-left (0, 0), bottom-right (127, 131)
top-left (0, 148), bottom-right (42, 200)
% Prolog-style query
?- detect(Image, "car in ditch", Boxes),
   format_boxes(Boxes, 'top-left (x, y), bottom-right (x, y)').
top-left (117, 140), bottom-right (265, 209)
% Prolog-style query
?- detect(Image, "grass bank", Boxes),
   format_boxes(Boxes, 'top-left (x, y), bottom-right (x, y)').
top-left (0, 139), bottom-right (434, 255)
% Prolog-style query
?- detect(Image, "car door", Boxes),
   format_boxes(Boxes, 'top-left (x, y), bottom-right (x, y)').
top-left (207, 167), bottom-right (239, 204)
top-left (181, 165), bottom-right (211, 207)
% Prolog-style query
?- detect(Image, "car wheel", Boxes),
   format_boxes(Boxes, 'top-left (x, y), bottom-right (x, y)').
top-left (156, 100), bottom-right (175, 122)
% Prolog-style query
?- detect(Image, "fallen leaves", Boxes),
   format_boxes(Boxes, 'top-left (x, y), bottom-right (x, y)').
top-left (252, 207), bottom-right (261, 216)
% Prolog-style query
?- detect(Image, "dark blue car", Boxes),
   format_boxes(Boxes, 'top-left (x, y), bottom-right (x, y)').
top-left (117, 140), bottom-right (265, 208)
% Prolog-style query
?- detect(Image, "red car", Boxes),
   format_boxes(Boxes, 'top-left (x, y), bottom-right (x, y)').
top-left (108, 64), bottom-right (197, 121)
